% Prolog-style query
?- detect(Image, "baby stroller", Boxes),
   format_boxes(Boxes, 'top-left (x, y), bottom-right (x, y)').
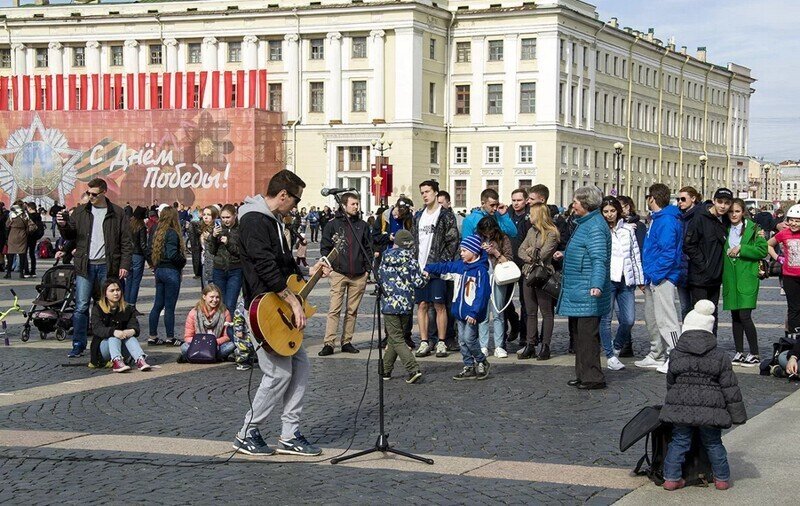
top-left (20, 262), bottom-right (76, 342)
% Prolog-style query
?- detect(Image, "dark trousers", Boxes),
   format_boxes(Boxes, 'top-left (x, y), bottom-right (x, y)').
top-left (27, 237), bottom-right (37, 275)
top-left (568, 316), bottom-right (605, 385)
top-left (783, 275), bottom-right (800, 333)
top-left (523, 282), bottom-right (554, 346)
top-left (731, 309), bottom-right (758, 355)
top-left (5, 253), bottom-right (28, 277)
top-left (504, 278), bottom-right (526, 344)
top-left (383, 314), bottom-right (420, 374)
top-left (689, 284), bottom-right (721, 335)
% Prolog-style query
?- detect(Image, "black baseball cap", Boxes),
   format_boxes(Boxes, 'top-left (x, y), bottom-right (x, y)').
top-left (713, 188), bottom-right (734, 201)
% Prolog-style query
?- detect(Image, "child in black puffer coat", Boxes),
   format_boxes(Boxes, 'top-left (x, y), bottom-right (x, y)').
top-left (659, 299), bottom-right (747, 491)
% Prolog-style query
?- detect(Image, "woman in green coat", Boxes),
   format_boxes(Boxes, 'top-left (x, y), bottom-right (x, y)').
top-left (722, 198), bottom-right (768, 367)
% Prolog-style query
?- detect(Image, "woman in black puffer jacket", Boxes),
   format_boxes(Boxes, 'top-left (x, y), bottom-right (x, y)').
top-left (659, 299), bottom-right (747, 491)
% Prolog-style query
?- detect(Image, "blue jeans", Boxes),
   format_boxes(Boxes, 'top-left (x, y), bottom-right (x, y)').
top-left (100, 337), bottom-right (145, 362)
top-left (212, 267), bottom-right (243, 315)
top-left (456, 319), bottom-right (486, 367)
top-left (180, 341), bottom-right (235, 361)
top-left (663, 426), bottom-right (730, 482)
top-left (678, 285), bottom-right (693, 321)
top-left (149, 267), bottom-right (182, 339)
top-left (123, 254), bottom-right (145, 306)
top-left (73, 263), bottom-right (108, 349)
top-left (478, 283), bottom-right (507, 350)
top-left (599, 281), bottom-right (636, 357)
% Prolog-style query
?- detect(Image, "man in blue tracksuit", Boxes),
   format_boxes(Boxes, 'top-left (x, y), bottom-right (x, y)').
top-left (635, 183), bottom-right (683, 374)
top-left (461, 188), bottom-right (517, 239)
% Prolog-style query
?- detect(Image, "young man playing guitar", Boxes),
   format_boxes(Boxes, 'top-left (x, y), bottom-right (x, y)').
top-left (233, 169), bottom-right (329, 456)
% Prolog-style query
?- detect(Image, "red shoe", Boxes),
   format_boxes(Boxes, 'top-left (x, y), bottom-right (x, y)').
top-left (111, 357), bottom-right (131, 373)
top-left (136, 357), bottom-right (152, 371)
top-left (662, 479), bottom-right (685, 491)
top-left (714, 479), bottom-right (731, 490)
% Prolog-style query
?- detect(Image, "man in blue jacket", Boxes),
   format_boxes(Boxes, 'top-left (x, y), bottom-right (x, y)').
top-left (461, 188), bottom-right (517, 239)
top-left (635, 183), bottom-right (683, 374)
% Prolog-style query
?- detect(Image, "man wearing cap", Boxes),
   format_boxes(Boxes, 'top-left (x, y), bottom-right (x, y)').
top-left (683, 187), bottom-right (733, 336)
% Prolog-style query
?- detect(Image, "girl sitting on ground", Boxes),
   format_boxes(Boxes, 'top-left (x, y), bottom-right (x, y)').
top-left (90, 278), bottom-right (151, 373)
top-left (178, 284), bottom-right (235, 363)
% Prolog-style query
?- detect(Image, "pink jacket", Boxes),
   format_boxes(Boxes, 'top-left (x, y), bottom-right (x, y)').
top-left (183, 307), bottom-right (232, 345)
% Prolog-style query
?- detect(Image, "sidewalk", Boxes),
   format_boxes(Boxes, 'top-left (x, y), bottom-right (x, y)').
top-left (615, 386), bottom-right (800, 504)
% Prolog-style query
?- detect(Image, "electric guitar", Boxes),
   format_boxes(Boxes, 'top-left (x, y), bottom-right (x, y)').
top-left (248, 245), bottom-right (339, 356)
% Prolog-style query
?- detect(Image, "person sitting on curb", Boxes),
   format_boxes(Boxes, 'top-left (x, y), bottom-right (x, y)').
top-left (178, 284), bottom-right (235, 363)
top-left (90, 278), bottom-right (151, 373)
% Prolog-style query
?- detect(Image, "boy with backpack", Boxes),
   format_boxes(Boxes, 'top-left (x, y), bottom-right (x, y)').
top-left (659, 299), bottom-right (747, 491)
top-left (424, 234), bottom-right (491, 380)
top-left (377, 230), bottom-right (426, 384)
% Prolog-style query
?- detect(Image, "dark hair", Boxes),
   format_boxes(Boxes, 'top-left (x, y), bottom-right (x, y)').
top-left (648, 183), bottom-right (671, 208)
top-left (437, 190), bottom-right (451, 203)
top-left (340, 192), bottom-right (359, 206)
top-left (617, 195), bottom-right (636, 215)
top-left (480, 188), bottom-right (499, 202)
top-left (88, 178), bottom-right (108, 193)
top-left (730, 198), bottom-right (747, 235)
top-left (511, 188), bottom-right (529, 199)
top-left (220, 204), bottom-right (237, 220)
top-left (419, 180), bottom-right (439, 193)
top-left (266, 169), bottom-right (306, 198)
top-left (601, 196), bottom-right (623, 223)
top-left (529, 184), bottom-right (549, 202)
top-left (476, 215), bottom-right (504, 244)
top-left (678, 186), bottom-right (702, 204)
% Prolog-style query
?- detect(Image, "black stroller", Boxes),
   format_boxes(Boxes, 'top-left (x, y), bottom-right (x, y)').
top-left (20, 262), bottom-right (76, 342)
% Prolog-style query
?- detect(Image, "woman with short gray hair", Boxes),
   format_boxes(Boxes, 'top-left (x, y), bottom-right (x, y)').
top-left (573, 186), bottom-right (603, 212)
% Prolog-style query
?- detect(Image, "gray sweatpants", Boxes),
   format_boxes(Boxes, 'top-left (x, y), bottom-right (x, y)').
top-left (237, 336), bottom-right (310, 441)
top-left (644, 280), bottom-right (682, 362)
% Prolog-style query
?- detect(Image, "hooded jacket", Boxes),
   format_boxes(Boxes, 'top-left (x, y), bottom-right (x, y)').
top-left (320, 211), bottom-right (372, 277)
top-left (424, 252), bottom-right (491, 323)
top-left (641, 204), bottom-right (683, 286)
top-left (684, 205), bottom-right (728, 287)
top-left (461, 208), bottom-right (518, 239)
top-left (237, 195), bottom-right (301, 308)
top-left (378, 247), bottom-right (427, 315)
top-left (411, 205), bottom-right (460, 266)
top-left (660, 329), bottom-right (747, 429)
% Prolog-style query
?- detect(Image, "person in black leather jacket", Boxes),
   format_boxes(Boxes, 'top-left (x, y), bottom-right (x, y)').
top-left (124, 206), bottom-right (149, 311)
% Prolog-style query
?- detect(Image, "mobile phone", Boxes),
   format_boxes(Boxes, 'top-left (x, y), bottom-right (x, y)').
top-left (215, 218), bottom-right (222, 228)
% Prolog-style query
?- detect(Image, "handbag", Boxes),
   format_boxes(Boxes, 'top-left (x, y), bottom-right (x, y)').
top-left (541, 270), bottom-right (562, 299)
top-left (186, 333), bottom-right (218, 363)
top-left (493, 259), bottom-right (521, 286)
top-left (757, 258), bottom-right (770, 280)
top-left (525, 248), bottom-right (551, 287)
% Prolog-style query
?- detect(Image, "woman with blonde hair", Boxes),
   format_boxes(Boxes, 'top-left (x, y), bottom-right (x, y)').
top-left (178, 284), bottom-right (235, 362)
top-left (517, 203), bottom-right (560, 360)
top-left (148, 206), bottom-right (187, 346)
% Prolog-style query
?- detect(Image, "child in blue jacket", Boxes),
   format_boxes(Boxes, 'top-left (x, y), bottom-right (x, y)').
top-left (424, 234), bottom-right (492, 380)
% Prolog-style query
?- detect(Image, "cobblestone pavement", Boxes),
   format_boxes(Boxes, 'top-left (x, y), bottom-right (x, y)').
top-left (1, 247), bottom-right (798, 504)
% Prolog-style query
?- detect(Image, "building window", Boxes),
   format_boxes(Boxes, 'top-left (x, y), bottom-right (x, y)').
top-left (352, 80), bottom-right (367, 112)
top-left (156, 86), bottom-right (163, 108)
top-left (0, 48), bottom-right (10, 68)
top-left (488, 40), bottom-right (503, 61)
top-left (561, 145), bottom-right (567, 164)
top-left (429, 38), bottom-right (436, 60)
top-left (455, 85), bottom-right (470, 115)
top-left (430, 141), bottom-right (439, 165)
top-left (454, 180), bottom-right (467, 208)
top-left (268, 83), bottom-right (282, 112)
top-left (72, 47), bottom-right (85, 67)
top-left (486, 146), bottom-right (500, 164)
top-left (74, 87), bottom-right (81, 107)
top-left (349, 146), bottom-right (363, 165)
top-left (456, 41), bottom-right (471, 63)
top-left (454, 146), bottom-right (468, 165)
top-left (268, 40), bottom-right (282, 61)
top-left (428, 82), bottom-right (436, 114)
top-left (519, 145), bottom-right (533, 165)
top-left (518, 179), bottom-right (532, 190)
top-left (486, 179), bottom-right (499, 192)
top-left (583, 148), bottom-right (589, 167)
top-left (520, 82), bottom-right (535, 113)
top-left (36, 48), bottom-right (48, 68)
top-left (188, 43), bottom-right (201, 64)
top-left (111, 46), bottom-right (123, 66)
top-left (520, 38), bottom-right (536, 60)
top-left (228, 42), bottom-right (242, 63)
top-left (193, 85), bottom-right (200, 108)
top-left (310, 81), bottom-right (324, 112)
top-left (149, 44), bottom-right (162, 65)
top-left (351, 36), bottom-right (367, 59)
top-left (487, 84), bottom-right (502, 114)
top-left (310, 39), bottom-right (324, 60)
top-left (230, 84), bottom-right (237, 105)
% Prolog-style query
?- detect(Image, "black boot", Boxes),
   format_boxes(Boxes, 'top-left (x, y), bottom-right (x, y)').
top-left (619, 342), bottom-right (634, 358)
top-left (517, 343), bottom-right (537, 360)
top-left (536, 344), bottom-right (551, 361)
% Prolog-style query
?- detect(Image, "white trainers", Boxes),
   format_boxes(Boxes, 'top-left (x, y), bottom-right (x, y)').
top-left (607, 356), bottom-right (625, 371)
top-left (481, 347), bottom-right (489, 357)
top-left (781, 287), bottom-right (786, 296)
top-left (731, 352), bottom-right (745, 365)
top-left (656, 360), bottom-right (670, 374)
top-left (414, 341), bottom-right (431, 357)
top-left (494, 347), bottom-right (508, 358)
top-left (741, 354), bottom-right (760, 367)
top-left (435, 341), bottom-right (449, 358)
top-left (634, 356), bottom-right (664, 369)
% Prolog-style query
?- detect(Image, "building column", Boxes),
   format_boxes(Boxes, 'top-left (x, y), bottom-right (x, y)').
top-left (86, 40), bottom-right (101, 74)
top-left (257, 39), bottom-right (267, 70)
top-left (243, 35), bottom-right (259, 71)
top-left (587, 43), bottom-right (597, 130)
top-left (536, 32), bottom-right (559, 127)
top-left (369, 29), bottom-right (385, 122)
top-left (326, 32), bottom-right (342, 123)
top-left (564, 38), bottom-right (574, 127)
top-left (202, 36), bottom-right (218, 71)
top-left (48, 41), bottom-right (63, 74)
top-left (470, 36), bottom-right (485, 126)
top-left (164, 38), bottom-right (178, 73)
top-left (576, 42), bottom-right (585, 129)
top-left (394, 27), bottom-right (423, 123)
top-left (503, 34), bottom-right (518, 125)
top-left (284, 33), bottom-right (299, 121)
top-left (123, 39), bottom-right (139, 74)
top-left (11, 43), bottom-right (25, 75)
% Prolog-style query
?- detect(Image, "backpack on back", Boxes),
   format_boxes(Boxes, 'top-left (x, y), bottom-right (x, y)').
top-left (38, 240), bottom-right (54, 259)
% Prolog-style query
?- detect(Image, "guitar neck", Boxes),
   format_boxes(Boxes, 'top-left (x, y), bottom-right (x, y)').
top-left (298, 249), bottom-right (338, 299)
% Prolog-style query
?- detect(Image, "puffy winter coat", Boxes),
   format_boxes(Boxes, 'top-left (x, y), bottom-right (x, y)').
top-left (378, 247), bottom-right (426, 315)
top-left (684, 205), bottom-right (729, 287)
top-left (642, 205), bottom-right (682, 286)
top-left (425, 253), bottom-right (491, 323)
top-left (207, 223), bottom-right (242, 271)
top-left (556, 209), bottom-right (611, 318)
top-left (660, 330), bottom-right (747, 429)
top-left (5, 209), bottom-right (29, 254)
top-left (721, 220), bottom-right (767, 311)
top-left (461, 208), bottom-right (518, 239)
top-left (609, 220), bottom-right (644, 286)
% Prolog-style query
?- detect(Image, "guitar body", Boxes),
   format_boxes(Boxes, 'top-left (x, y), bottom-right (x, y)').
top-left (249, 275), bottom-right (317, 356)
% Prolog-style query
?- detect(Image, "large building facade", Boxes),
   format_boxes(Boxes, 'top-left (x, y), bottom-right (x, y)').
top-left (0, 0), bottom-right (754, 210)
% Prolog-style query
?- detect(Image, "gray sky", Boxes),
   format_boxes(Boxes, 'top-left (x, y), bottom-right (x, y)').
top-left (1, 0), bottom-right (796, 162)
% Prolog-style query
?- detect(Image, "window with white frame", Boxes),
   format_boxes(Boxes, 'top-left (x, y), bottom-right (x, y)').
top-left (35, 48), bottom-right (48, 68)
top-left (488, 40), bottom-right (503, 61)
top-left (520, 82), bottom-right (535, 113)
top-left (583, 149), bottom-right (589, 167)
top-left (430, 141), bottom-right (439, 165)
top-left (228, 42), bottom-right (242, 63)
top-left (456, 41), bottom-right (471, 63)
top-left (310, 39), bottom-right (324, 60)
top-left (268, 83), bottom-right (282, 112)
top-left (487, 84), bottom-right (502, 114)
top-left (520, 38), bottom-right (536, 60)
top-left (518, 179), bottom-right (532, 190)
top-left (518, 145), bottom-right (534, 165)
top-left (429, 38), bottom-right (436, 60)
top-left (572, 147), bottom-right (578, 166)
top-left (485, 179), bottom-right (500, 192)
top-left (352, 81), bottom-right (366, 112)
top-left (454, 180), bottom-right (467, 208)
top-left (561, 145), bottom-right (567, 164)
top-left (454, 146), bottom-right (468, 165)
top-left (268, 40), bottom-right (282, 61)
top-left (72, 47), bottom-right (85, 67)
top-left (486, 145), bottom-right (501, 165)
top-left (351, 37), bottom-right (367, 59)
top-left (310, 81), bottom-right (324, 112)
top-left (149, 44), bottom-right (162, 65)
top-left (188, 43), bottom-right (201, 64)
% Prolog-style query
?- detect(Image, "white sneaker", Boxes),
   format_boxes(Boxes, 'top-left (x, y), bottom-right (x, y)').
top-left (481, 347), bottom-right (489, 357)
top-left (781, 288), bottom-right (786, 296)
top-left (656, 360), bottom-right (670, 374)
top-left (414, 341), bottom-right (431, 357)
top-left (731, 352), bottom-right (745, 365)
top-left (607, 356), bottom-right (625, 371)
top-left (634, 356), bottom-right (664, 369)
top-left (494, 347), bottom-right (508, 358)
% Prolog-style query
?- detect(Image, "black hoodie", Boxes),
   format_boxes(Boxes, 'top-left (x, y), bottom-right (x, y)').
top-left (683, 205), bottom-right (728, 287)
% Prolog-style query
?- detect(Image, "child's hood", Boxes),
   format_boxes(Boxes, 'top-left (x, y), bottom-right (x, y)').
top-left (675, 329), bottom-right (717, 355)
top-left (381, 247), bottom-right (414, 267)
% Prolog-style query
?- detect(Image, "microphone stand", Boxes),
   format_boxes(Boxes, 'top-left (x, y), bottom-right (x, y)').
top-left (328, 192), bottom-right (433, 466)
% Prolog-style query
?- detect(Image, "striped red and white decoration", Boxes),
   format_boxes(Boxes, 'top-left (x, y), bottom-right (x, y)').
top-left (0, 70), bottom-right (268, 112)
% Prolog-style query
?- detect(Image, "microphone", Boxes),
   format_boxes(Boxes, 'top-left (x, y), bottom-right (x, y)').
top-left (321, 187), bottom-right (356, 197)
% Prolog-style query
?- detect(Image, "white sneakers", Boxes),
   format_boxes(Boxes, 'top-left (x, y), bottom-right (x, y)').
top-left (607, 356), bottom-right (625, 371)
top-left (634, 356), bottom-right (665, 369)
top-left (656, 360), bottom-right (670, 374)
top-left (481, 347), bottom-right (489, 357)
top-left (494, 348), bottom-right (508, 358)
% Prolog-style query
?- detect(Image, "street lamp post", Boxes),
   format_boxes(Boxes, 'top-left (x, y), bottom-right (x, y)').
top-left (699, 154), bottom-right (708, 199)
top-left (763, 163), bottom-right (772, 201)
top-left (613, 142), bottom-right (624, 196)
top-left (371, 138), bottom-right (393, 206)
